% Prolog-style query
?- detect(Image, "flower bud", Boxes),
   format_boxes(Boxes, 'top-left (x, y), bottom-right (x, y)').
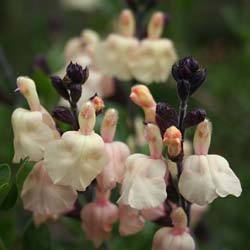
top-left (172, 56), bottom-right (206, 96)
top-left (184, 108), bottom-right (206, 129)
top-left (171, 207), bottom-right (187, 231)
top-left (68, 83), bottom-right (82, 103)
top-left (78, 101), bottom-right (96, 135)
top-left (130, 85), bottom-right (156, 122)
top-left (52, 106), bottom-right (74, 125)
top-left (16, 76), bottom-right (40, 111)
top-left (90, 94), bottom-right (105, 115)
top-left (66, 62), bottom-right (89, 84)
top-left (163, 126), bottom-right (182, 158)
top-left (193, 119), bottom-right (212, 155)
top-left (51, 76), bottom-right (70, 100)
top-left (148, 12), bottom-right (165, 39)
top-left (155, 102), bottom-right (178, 136)
top-left (119, 9), bottom-right (135, 37)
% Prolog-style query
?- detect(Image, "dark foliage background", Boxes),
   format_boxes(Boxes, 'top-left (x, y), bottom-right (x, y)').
top-left (0, 0), bottom-right (250, 249)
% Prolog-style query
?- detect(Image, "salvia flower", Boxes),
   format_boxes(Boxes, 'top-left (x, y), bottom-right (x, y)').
top-left (44, 101), bottom-right (108, 191)
top-left (97, 109), bottom-right (130, 190)
top-left (12, 77), bottom-right (59, 163)
top-left (130, 85), bottom-right (156, 122)
top-left (152, 208), bottom-right (195, 250)
top-left (96, 9), bottom-right (139, 81)
top-left (172, 56), bottom-right (206, 96)
top-left (21, 161), bottom-right (77, 215)
top-left (81, 188), bottom-right (118, 247)
top-left (128, 12), bottom-right (177, 84)
top-left (118, 204), bottom-right (145, 236)
top-left (118, 123), bottom-right (167, 209)
top-left (179, 119), bottom-right (242, 205)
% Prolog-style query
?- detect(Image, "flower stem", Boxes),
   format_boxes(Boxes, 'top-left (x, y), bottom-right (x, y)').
top-left (69, 100), bottom-right (79, 130)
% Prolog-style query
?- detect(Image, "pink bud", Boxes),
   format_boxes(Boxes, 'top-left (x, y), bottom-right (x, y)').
top-left (81, 188), bottom-right (118, 247)
top-left (130, 85), bottom-right (156, 122)
top-left (118, 204), bottom-right (144, 236)
top-left (163, 126), bottom-right (182, 157)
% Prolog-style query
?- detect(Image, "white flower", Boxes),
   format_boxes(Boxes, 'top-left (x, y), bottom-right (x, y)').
top-left (179, 119), bottom-right (242, 205)
top-left (118, 124), bottom-right (167, 209)
top-left (61, 0), bottom-right (102, 11)
top-left (12, 77), bottom-right (59, 163)
top-left (128, 12), bottom-right (177, 84)
top-left (44, 102), bottom-right (108, 191)
top-left (179, 154), bottom-right (242, 205)
top-left (21, 161), bottom-right (77, 215)
top-left (96, 34), bottom-right (139, 80)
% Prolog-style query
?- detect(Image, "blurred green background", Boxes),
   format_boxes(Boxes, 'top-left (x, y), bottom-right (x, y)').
top-left (0, 0), bottom-right (250, 249)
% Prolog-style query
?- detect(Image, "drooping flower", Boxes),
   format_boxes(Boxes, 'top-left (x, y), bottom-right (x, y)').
top-left (152, 208), bottom-right (195, 250)
top-left (118, 123), bottom-right (167, 209)
top-left (44, 101), bottom-right (108, 191)
top-left (128, 12), bottom-right (177, 84)
top-left (81, 188), bottom-right (118, 247)
top-left (21, 161), bottom-right (77, 215)
top-left (118, 204), bottom-right (145, 236)
top-left (141, 203), bottom-right (166, 221)
top-left (179, 119), bottom-right (242, 205)
top-left (130, 85), bottom-right (156, 123)
top-left (12, 77), bottom-right (60, 163)
top-left (96, 9), bottom-right (139, 80)
top-left (97, 109), bottom-right (130, 190)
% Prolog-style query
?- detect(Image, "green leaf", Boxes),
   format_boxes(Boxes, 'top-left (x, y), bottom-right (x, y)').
top-left (23, 220), bottom-right (52, 250)
top-left (0, 181), bottom-right (18, 210)
top-left (0, 164), bottom-right (11, 205)
top-left (0, 238), bottom-right (7, 250)
top-left (16, 160), bottom-right (34, 194)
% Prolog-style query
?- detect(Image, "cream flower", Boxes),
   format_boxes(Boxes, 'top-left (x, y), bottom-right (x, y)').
top-left (97, 109), bottom-right (130, 190)
top-left (96, 10), bottom-right (139, 80)
top-left (152, 208), bottom-right (195, 250)
top-left (12, 77), bottom-right (59, 163)
top-left (81, 189), bottom-right (118, 247)
top-left (118, 204), bottom-right (145, 236)
top-left (21, 161), bottom-right (77, 215)
top-left (179, 120), bottom-right (242, 205)
top-left (44, 102), bottom-right (108, 191)
top-left (118, 124), bottom-right (167, 209)
top-left (128, 12), bottom-right (177, 84)
top-left (61, 0), bottom-right (102, 12)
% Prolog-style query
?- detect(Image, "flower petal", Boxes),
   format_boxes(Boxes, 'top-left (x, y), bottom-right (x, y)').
top-left (179, 155), bottom-right (217, 205)
top-left (207, 154), bottom-right (242, 198)
top-left (44, 131), bottom-right (107, 191)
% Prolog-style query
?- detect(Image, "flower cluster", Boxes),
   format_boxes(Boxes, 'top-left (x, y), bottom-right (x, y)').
top-left (96, 9), bottom-right (177, 84)
top-left (11, 2), bottom-right (242, 248)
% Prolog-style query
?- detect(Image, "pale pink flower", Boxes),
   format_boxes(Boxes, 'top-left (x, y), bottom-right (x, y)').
top-left (21, 161), bottom-right (77, 215)
top-left (152, 208), bottom-right (195, 250)
top-left (190, 204), bottom-right (208, 228)
top-left (179, 119), bottom-right (242, 205)
top-left (118, 124), bottom-right (167, 209)
top-left (44, 102), bottom-right (108, 191)
top-left (12, 77), bottom-right (59, 163)
top-left (141, 203), bottom-right (166, 221)
top-left (81, 188), bottom-right (118, 247)
top-left (118, 204), bottom-right (145, 236)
